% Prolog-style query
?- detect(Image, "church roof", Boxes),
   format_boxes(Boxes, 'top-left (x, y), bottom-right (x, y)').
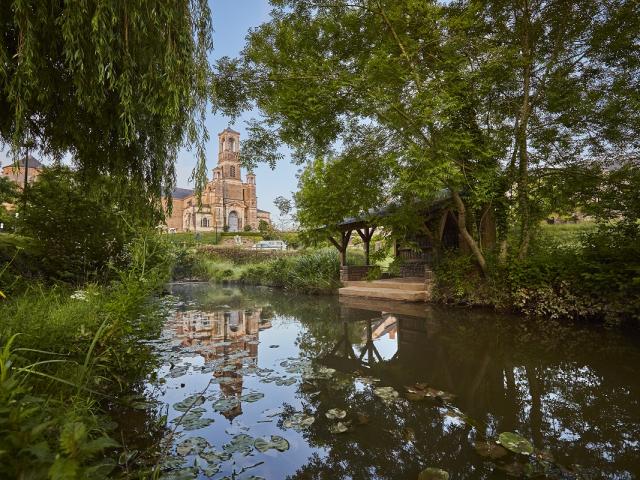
top-left (257, 209), bottom-right (271, 214)
top-left (172, 187), bottom-right (194, 199)
top-left (3, 155), bottom-right (43, 169)
top-left (221, 127), bottom-right (240, 135)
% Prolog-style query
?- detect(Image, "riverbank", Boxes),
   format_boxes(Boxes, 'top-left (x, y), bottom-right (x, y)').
top-left (432, 222), bottom-right (640, 325)
top-left (174, 222), bottom-right (640, 326)
top-left (173, 246), bottom-right (360, 294)
top-left (0, 232), bottom-right (174, 479)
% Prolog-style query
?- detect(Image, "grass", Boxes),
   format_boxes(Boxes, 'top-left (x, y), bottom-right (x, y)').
top-left (0, 232), bottom-right (174, 479)
top-left (174, 246), bottom-right (366, 294)
top-left (539, 221), bottom-right (597, 248)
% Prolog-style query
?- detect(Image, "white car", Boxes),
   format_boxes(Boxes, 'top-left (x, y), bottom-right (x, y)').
top-left (252, 240), bottom-right (287, 251)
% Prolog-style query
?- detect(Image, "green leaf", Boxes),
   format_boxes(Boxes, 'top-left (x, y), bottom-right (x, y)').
top-left (418, 467), bottom-right (449, 480)
top-left (497, 432), bottom-right (534, 455)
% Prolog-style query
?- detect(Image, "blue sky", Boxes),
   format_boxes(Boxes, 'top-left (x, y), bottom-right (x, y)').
top-left (174, 0), bottom-right (299, 221)
top-left (1, 0), bottom-right (299, 222)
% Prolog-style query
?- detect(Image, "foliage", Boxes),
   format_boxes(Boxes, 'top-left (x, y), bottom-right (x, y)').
top-left (0, 176), bottom-right (17, 229)
top-left (0, 230), bottom-right (174, 478)
top-left (241, 248), bottom-right (342, 294)
top-left (196, 245), bottom-right (298, 265)
top-left (433, 222), bottom-right (640, 324)
top-left (17, 167), bottom-right (160, 283)
top-left (0, 0), bottom-right (213, 203)
top-left (217, 0), bottom-right (639, 271)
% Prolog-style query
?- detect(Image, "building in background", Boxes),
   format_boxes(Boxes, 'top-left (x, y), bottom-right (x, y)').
top-left (1, 155), bottom-right (43, 188)
top-left (164, 128), bottom-right (271, 232)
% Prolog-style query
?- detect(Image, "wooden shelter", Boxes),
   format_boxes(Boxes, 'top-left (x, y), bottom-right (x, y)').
top-left (326, 191), bottom-right (496, 282)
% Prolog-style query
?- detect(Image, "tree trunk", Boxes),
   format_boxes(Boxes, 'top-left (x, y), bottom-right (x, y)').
top-left (451, 190), bottom-right (488, 276)
top-left (516, 0), bottom-right (533, 260)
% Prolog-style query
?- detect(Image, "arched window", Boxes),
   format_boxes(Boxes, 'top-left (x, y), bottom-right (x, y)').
top-left (227, 138), bottom-right (235, 152)
top-left (201, 217), bottom-right (209, 228)
top-left (230, 166), bottom-right (236, 178)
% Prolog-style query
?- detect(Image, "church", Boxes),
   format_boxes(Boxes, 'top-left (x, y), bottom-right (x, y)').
top-left (165, 128), bottom-right (271, 232)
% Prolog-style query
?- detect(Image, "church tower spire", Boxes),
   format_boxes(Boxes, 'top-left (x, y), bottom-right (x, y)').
top-left (217, 128), bottom-right (241, 180)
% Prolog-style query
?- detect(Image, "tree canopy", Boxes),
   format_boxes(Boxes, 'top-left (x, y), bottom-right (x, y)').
top-left (219, 0), bottom-right (639, 270)
top-left (0, 0), bottom-right (213, 205)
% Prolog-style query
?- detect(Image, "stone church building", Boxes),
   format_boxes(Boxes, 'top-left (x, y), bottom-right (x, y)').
top-left (165, 128), bottom-right (271, 232)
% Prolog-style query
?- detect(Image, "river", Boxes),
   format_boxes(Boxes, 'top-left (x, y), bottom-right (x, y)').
top-left (147, 283), bottom-right (640, 479)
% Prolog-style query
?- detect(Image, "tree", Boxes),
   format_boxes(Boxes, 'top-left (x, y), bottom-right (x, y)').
top-left (221, 0), bottom-right (639, 271)
top-left (0, 0), bottom-right (213, 207)
top-left (0, 176), bottom-right (18, 229)
top-left (445, 0), bottom-right (640, 258)
top-left (227, 0), bottom-right (502, 273)
top-left (18, 167), bottom-right (159, 282)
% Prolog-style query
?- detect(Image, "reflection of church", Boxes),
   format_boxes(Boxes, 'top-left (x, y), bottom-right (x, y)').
top-left (164, 128), bottom-right (271, 232)
top-left (173, 307), bottom-right (272, 420)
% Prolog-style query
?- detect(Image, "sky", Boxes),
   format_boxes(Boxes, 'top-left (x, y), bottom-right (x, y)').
top-left (0, 0), bottom-right (299, 223)
top-left (175, 0), bottom-right (299, 222)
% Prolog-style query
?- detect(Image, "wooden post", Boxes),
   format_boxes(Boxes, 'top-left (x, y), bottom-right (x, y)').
top-left (356, 226), bottom-right (376, 266)
top-left (328, 229), bottom-right (352, 266)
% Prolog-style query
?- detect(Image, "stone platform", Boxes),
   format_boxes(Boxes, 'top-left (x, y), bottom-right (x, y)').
top-left (339, 277), bottom-right (431, 303)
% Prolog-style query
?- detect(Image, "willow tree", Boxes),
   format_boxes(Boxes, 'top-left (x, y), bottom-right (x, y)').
top-left (0, 0), bottom-right (213, 207)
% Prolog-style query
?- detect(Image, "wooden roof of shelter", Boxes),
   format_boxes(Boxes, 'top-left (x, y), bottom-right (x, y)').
top-left (334, 189), bottom-right (452, 232)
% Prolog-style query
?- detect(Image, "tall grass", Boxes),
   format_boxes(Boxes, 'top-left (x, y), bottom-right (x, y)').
top-left (174, 247), bottom-right (357, 294)
top-left (0, 231), bottom-right (174, 479)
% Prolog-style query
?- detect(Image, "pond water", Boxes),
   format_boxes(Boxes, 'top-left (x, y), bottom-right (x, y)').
top-left (149, 283), bottom-right (640, 479)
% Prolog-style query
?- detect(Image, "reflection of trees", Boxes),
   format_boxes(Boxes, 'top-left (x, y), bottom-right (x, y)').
top-left (290, 303), bottom-right (640, 478)
top-left (169, 284), bottom-right (640, 478)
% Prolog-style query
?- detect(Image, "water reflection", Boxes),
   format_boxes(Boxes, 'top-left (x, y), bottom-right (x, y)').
top-left (152, 284), bottom-right (640, 480)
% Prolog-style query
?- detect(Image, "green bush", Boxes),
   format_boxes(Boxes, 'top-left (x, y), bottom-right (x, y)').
top-left (0, 229), bottom-right (174, 479)
top-left (16, 167), bottom-right (160, 283)
top-left (433, 221), bottom-right (640, 324)
top-left (196, 245), bottom-right (296, 264)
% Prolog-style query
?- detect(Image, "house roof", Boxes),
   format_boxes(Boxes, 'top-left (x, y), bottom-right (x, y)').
top-left (172, 187), bottom-right (194, 199)
top-left (3, 155), bottom-right (43, 169)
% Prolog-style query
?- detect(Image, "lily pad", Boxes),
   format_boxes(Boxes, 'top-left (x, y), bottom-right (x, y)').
top-left (373, 386), bottom-right (399, 405)
top-left (261, 407), bottom-right (283, 418)
top-left (175, 436), bottom-right (210, 456)
top-left (170, 409), bottom-right (205, 424)
top-left (159, 455), bottom-right (186, 470)
top-left (213, 397), bottom-right (241, 413)
top-left (173, 395), bottom-right (205, 412)
top-left (418, 468), bottom-right (449, 480)
top-left (159, 467), bottom-right (198, 480)
top-left (241, 392), bottom-right (265, 403)
top-left (497, 432), bottom-right (534, 455)
top-left (283, 412), bottom-right (315, 431)
top-left (222, 434), bottom-right (255, 456)
top-left (182, 417), bottom-right (215, 431)
top-left (275, 377), bottom-right (297, 386)
top-left (325, 408), bottom-right (347, 420)
top-left (474, 440), bottom-right (509, 459)
top-left (254, 435), bottom-right (290, 453)
top-left (202, 464), bottom-right (221, 477)
top-left (405, 385), bottom-right (455, 402)
top-left (167, 365), bottom-right (190, 378)
top-left (199, 449), bottom-right (231, 463)
top-left (328, 421), bottom-right (349, 434)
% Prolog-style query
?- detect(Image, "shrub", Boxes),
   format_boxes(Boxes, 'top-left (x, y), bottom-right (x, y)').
top-left (16, 167), bottom-right (160, 283)
top-left (433, 221), bottom-right (640, 324)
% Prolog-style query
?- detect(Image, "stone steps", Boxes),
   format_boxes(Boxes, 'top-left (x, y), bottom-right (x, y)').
top-left (342, 279), bottom-right (426, 291)
top-left (339, 285), bottom-right (429, 302)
